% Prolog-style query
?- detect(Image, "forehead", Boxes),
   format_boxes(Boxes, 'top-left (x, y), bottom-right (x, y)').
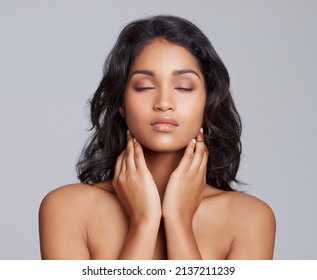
top-left (129, 39), bottom-right (202, 76)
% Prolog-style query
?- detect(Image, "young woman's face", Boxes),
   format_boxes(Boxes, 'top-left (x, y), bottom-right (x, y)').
top-left (121, 39), bottom-right (206, 152)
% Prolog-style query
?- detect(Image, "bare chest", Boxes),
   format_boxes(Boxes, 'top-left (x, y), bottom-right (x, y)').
top-left (86, 212), bottom-right (232, 260)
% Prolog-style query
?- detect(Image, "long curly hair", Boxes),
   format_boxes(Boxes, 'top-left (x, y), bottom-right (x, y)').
top-left (76, 15), bottom-right (243, 191)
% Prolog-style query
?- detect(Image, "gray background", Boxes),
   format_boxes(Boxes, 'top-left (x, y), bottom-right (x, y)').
top-left (1, 0), bottom-right (316, 259)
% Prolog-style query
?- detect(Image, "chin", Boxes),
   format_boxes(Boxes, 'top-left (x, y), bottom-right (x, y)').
top-left (140, 138), bottom-right (188, 153)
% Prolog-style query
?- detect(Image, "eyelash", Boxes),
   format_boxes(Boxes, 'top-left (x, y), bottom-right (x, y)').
top-left (134, 87), bottom-right (193, 92)
top-left (175, 87), bottom-right (193, 92)
top-left (134, 87), bottom-right (155, 92)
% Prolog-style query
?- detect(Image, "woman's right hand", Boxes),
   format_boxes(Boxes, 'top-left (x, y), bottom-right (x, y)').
top-left (113, 131), bottom-right (162, 226)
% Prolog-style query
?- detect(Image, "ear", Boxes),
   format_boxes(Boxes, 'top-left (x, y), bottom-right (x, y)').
top-left (119, 104), bottom-right (125, 118)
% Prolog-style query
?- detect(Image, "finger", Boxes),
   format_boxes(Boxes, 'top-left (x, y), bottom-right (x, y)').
top-left (121, 150), bottom-right (127, 173)
top-left (114, 150), bottom-right (125, 179)
top-left (133, 138), bottom-right (148, 172)
top-left (175, 139), bottom-right (196, 172)
top-left (125, 130), bottom-right (136, 171)
top-left (189, 129), bottom-right (205, 172)
top-left (196, 127), bottom-right (204, 142)
top-left (199, 148), bottom-right (209, 174)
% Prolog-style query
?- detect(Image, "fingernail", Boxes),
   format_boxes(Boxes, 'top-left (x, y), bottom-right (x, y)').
top-left (200, 127), bottom-right (204, 133)
top-left (127, 129), bottom-right (130, 135)
top-left (192, 139), bottom-right (197, 144)
top-left (133, 138), bottom-right (137, 143)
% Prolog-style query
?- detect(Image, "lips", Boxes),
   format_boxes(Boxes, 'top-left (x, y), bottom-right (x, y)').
top-left (150, 116), bottom-right (179, 132)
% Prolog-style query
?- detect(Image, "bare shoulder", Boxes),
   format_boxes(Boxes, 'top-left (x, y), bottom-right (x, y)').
top-left (39, 182), bottom-right (124, 259)
top-left (201, 187), bottom-right (276, 259)
top-left (39, 181), bottom-right (124, 229)
top-left (203, 187), bottom-right (275, 223)
top-left (224, 191), bottom-right (275, 221)
top-left (226, 192), bottom-right (276, 259)
top-left (40, 182), bottom-right (117, 213)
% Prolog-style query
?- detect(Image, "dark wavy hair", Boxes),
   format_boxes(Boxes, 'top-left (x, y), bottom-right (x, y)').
top-left (76, 15), bottom-right (243, 191)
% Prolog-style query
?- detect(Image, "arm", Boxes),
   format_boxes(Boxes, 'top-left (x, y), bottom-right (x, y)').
top-left (163, 216), bottom-right (202, 259)
top-left (162, 130), bottom-right (207, 259)
top-left (117, 219), bottom-right (160, 259)
top-left (113, 132), bottom-right (162, 259)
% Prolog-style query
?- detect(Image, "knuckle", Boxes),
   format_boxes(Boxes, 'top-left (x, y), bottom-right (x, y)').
top-left (126, 146), bottom-right (133, 156)
top-left (197, 147), bottom-right (205, 156)
top-left (184, 151), bottom-right (194, 160)
top-left (117, 174), bottom-right (126, 185)
top-left (134, 147), bottom-right (142, 159)
top-left (112, 178), bottom-right (118, 187)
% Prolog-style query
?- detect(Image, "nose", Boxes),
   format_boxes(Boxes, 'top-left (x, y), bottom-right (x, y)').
top-left (153, 89), bottom-right (175, 112)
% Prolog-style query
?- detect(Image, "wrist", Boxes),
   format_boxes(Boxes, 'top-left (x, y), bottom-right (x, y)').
top-left (163, 212), bottom-right (193, 228)
top-left (130, 214), bottom-right (161, 229)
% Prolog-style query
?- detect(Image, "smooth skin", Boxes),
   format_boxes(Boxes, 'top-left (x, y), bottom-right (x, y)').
top-left (39, 39), bottom-right (276, 260)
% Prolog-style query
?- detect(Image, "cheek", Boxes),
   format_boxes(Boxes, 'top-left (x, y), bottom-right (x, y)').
top-left (178, 95), bottom-right (205, 125)
top-left (124, 107), bottom-right (143, 128)
top-left (123, 95), bottom-right (150, 133)
top-left (164, 97), bottom-right (205, 147)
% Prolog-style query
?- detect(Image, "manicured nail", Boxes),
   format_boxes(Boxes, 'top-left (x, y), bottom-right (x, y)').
top-left (192, 139), bottom-right (197, 144)
top-left (127, 129), bottom-right (130, 135)
top-left (200, 127), bottom-right (204, 133)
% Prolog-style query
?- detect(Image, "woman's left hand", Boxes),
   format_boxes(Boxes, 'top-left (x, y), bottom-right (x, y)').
top-left (162, 129), bottom-right (208, 223)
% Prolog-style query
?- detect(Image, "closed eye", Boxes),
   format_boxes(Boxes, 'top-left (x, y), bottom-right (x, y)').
top-left (175, 88), bottom-right (193, 92)
top-left (134, 87), bottom-right (155, 92)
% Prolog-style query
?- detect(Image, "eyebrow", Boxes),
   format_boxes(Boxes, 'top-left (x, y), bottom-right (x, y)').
top-left (129, 69), bottom-right (201, 79)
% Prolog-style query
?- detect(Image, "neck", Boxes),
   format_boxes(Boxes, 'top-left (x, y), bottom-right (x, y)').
top-left (143, 147), bottom-right (185, 200)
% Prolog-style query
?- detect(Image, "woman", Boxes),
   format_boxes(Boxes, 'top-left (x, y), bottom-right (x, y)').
top-left (39, 15), bottom-right (275, 259)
